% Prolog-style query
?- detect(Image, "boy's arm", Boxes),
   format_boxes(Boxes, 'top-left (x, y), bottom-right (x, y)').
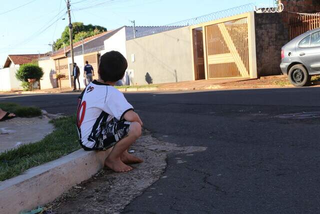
top-left (123, 110), bottom-right (143, 126)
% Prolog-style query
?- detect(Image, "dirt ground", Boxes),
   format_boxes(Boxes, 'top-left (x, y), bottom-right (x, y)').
top-left (219, 75), bottom-right (320, 89)
top-left (43, 131), bottom-right (207, 214)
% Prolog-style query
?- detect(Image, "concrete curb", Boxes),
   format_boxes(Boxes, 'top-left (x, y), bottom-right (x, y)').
top-left (0, 149), bottom-right (109, 214)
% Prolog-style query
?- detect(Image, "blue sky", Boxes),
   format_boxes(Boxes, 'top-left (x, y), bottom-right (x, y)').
top-left (0, 0), bottom-right (274, 67)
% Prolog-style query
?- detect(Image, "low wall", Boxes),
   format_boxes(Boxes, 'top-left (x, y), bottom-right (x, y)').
top-left (281, 0), bottom-right (320, 13)
top-left (126, 27), bottom-right (193, 85)
top-left (0, 68), bottom-right (11, 91)
top-left (255, 13), bottom-right (289, 76)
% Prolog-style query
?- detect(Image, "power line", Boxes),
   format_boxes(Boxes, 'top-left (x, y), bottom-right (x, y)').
top-left (52, 0), bottom-right (65, 42)
top-left (73, 0), bottom-right (133, 11)
top-left (73, 0), bottom-right (105, 5)
top-left (0, 0), bottom-right (39, 16)
top-left (73, 0), bottom-right (90, 4)
top-left (0, 9), bottom-right (67, 52)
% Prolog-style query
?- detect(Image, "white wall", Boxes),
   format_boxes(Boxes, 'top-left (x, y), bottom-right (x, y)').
top-left (0, 65), bottom-right (23, 91)
top-left (39, 58), bottom-right (57, 90)
top-left (9, 64), bottom-right (22, 91)
top-left (68, 55), bottom-right (86, 89)
top-left (102, 28), bottom-right (127, 58)
top-left (0, 68), bottom-right (11, 91)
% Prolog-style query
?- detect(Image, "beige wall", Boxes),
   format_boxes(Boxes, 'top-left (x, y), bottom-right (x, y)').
top-left (39, 58), bottom-right (57, 89)
top-left (126, 27), bottom-right (193, 85)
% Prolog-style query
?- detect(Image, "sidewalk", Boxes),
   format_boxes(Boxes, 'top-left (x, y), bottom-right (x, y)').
top-left (0, 116), bottom-right (54, 153)
top-left (1, 75), bottom-right (312, 95)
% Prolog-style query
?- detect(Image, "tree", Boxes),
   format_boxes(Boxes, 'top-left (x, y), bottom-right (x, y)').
top-left (54, 22), bottom-right (107, 50)
top-left (16, 63), bottom-right (44, 91)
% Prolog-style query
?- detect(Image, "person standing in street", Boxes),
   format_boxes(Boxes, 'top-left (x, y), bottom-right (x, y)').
top-left (73, 63), bottom-right (80, 91)
top-left (84, 61), bottom-right (94, 86)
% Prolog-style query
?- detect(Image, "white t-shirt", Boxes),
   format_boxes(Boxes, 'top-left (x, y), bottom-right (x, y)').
top-left (76, 80), bottom-right (133, 148)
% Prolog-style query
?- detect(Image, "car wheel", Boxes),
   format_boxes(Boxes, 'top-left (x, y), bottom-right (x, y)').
top-left (288, 64), bottom-right (311, 87)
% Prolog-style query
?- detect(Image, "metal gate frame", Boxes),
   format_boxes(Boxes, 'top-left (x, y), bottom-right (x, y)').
top-left (190, 12), bottom-right (257, 80)
top-left (287, 12), bottom-right (320, 40)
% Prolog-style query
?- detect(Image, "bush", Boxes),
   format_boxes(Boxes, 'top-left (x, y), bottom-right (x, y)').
top-left (21, 81), bottom-right (31, 91)
top-left (16, 63), bottom-right (43, 91)
top-left (16, 63), bottom-right (43, 82)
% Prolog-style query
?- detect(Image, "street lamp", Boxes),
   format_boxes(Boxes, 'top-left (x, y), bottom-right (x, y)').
top-left (48, 43), bottom-right (55, 53)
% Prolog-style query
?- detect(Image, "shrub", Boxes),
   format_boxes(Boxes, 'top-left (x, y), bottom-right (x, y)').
top-left (16, 63), bottom-right (43, 82)
top-left (21, 81), bottom-right (30, 91)
top-left (16, 63), bottom-right (43, 91)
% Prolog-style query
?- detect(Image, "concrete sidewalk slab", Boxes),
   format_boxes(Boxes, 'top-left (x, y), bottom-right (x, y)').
top-left (0, 116), bottom-right (54, 153)
top-left (0, 149), bottom-right (109, 214)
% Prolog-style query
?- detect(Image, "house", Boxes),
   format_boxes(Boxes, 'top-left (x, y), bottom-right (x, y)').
top-left (125, 6), bottom-right (258, 85)
top-left (39, 26), bottom-right (181, 89)
top-left (44, 30), bottom-right (118, 89)
top-left (0, 54), bottom-right (44, 91)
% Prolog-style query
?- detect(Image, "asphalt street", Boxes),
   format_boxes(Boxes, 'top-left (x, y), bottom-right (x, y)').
top-left (1, 87), bottom-right (320, 213)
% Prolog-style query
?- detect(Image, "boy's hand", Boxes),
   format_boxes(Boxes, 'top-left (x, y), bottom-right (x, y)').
top-left (123, 110), bottom-right (143, 126)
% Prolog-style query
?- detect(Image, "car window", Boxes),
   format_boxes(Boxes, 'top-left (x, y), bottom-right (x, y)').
top-left (299, 35), bottom-right (311, 48)
top-left (311, 31), bottom-right (320, 47)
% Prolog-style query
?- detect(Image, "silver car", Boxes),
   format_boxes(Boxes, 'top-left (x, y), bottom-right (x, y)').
top-left (280, 28), bottom-right (320, 86)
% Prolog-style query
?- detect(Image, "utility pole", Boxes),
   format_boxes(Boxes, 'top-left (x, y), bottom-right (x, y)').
top-left (66, 0), bottom-right (74, 87)
top-left (131, 20), bottom-right (136, 39)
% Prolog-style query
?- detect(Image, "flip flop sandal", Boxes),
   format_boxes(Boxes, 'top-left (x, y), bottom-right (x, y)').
top-left (0, 112), bottom-right (16, 122)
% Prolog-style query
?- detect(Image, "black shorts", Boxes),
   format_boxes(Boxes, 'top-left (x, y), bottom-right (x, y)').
top-left (82, 119), bottom-right (131, 151)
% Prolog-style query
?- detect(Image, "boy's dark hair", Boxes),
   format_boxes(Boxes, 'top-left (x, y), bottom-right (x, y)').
top-left (98, 51), bottom-right (127, 82)
top-left (85, 61), bottom-right (88, 64)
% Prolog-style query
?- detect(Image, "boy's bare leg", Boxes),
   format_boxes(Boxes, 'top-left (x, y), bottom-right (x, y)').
top-left (104, 122), bottom-right (142, 172)
top-left (121, 150), bottom-right (143, 164)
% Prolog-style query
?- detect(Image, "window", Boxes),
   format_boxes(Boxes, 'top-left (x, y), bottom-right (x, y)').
top-left (299, 35), bottom-right (310, 48)
top-left (311, 31), bottom-right (320, 47)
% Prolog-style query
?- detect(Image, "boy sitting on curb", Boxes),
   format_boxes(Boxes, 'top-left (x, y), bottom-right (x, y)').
top-left (76, 51), bottom-right (143, 172)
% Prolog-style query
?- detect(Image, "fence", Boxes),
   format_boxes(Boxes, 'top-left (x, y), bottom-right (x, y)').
top-left (130, 4), bottom-right (256, 40)
top-left (287, 12), bottom-right (320, 39)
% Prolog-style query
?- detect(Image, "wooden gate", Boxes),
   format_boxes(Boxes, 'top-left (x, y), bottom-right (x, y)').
top-left (205, 17), bottom-right (249, 78)
top-left (288, 13), bottom-right (320, 39)
top-left (191, 12), bottom-right (256, 80)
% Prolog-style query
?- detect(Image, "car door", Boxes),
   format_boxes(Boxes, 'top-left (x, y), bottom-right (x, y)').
top-left (297, 31), bottom-right (320, 74)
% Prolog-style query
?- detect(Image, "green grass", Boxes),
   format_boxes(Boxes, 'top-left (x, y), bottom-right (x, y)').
top-left (273, 79), bottom-right (291, 87)
top-left (0, 116), bottom-right (80, 181)
top-left (311, 75), bottom-right (320, 82)
top-left (0, 102), bottom-right (41, 117)
top-left (115, 84), bottom-right (158, 89)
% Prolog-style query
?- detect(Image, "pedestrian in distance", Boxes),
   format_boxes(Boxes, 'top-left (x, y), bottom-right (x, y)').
top-left (84, 60), bottom-right (94, 86)
top-left (73, 63), bottom-right (80, 91)
top-left (76, 51), bottom-right (143, 173)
